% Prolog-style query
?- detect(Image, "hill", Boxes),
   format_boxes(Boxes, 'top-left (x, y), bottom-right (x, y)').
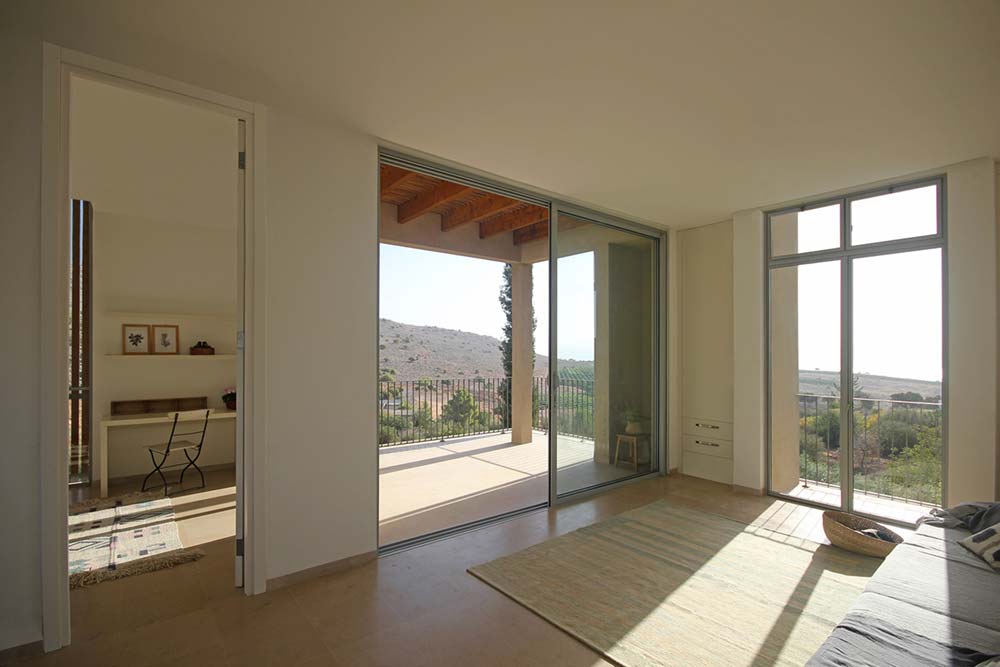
top-left (799, 370), bottom-right (941, 401)
top-left (380, 320), bottom-right (941, 399)
top-left (378, 319), bottom-right (593, 380)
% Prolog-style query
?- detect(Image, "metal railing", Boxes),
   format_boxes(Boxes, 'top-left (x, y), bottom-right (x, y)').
top-left (378, 376), bottom-right (595, 447)
top-left (533, 376), bottom-right (594, 440)
top-left (797, 394), bottom-right (942, 506)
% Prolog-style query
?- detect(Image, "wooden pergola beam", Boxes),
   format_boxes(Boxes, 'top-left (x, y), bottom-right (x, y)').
top-left (380, 164), bottom-right (421, 199)
top-left (441, 194), bottom-right (522, 231)
top-left (398, 181), bottom-right (472, 224)
top-left (479, 206), bottom-right (549, 238)
top-left (513, 220), bottom-right (549, 245)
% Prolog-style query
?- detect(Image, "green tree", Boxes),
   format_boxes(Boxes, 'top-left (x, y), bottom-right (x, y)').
top-left (832, 373), bottom-right (869, 399)
top-left (378, 367), bottom-right (401, 400)
top-left (496, 264), bottom-right (536, 426)
top-left (890, 391), bottom-right (924, 402)
top-left (442, 388), bottom-right (479, 426)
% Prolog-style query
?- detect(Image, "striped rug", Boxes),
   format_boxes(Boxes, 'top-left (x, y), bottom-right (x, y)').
top-left (469, 500), bottom-right (879, 667)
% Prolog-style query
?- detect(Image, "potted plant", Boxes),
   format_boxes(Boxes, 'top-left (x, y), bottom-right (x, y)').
top-left (621, 404), bottom-right (646, 434)
top-left (222, 387), bottom-right (237, 411)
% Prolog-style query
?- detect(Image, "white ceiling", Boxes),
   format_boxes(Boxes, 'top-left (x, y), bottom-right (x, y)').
top-left (41, 0), bottom-right (1000, 228)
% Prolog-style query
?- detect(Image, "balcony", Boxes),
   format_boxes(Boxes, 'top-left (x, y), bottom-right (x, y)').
top-left (784, 393), bottom-right (942, 524)
top-left (377, 376), bottom-right (642, 545)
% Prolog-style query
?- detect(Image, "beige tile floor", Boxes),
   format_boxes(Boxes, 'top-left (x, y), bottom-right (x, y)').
top-left (378, 430), bottom-right (649, 545)
top-left (9, 472), bottom-right (916, 666)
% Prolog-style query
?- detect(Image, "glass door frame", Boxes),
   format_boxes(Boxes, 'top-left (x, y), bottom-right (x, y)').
top-left (375, 149), bottom-right (669, 548)
top-left (547, 203), bottom-right (668, 505)
top-left (764, 175), bottom-right (948, 524)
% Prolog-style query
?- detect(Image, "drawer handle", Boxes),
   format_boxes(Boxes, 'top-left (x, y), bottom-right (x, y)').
top-left (695, 440), bottom-right (720, 447)
top-left (696, 423), bottom-right (720, 430)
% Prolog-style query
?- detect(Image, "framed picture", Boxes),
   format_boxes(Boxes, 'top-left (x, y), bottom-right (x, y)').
top-left (152, 325), bottom-right (180, 355)
top-left (121, 324), bottom-right (151, 354)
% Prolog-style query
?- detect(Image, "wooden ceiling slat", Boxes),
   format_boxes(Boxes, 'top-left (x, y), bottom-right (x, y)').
top-left (398, 181), bottom-right (473, 223)
top-left (479, 206), bottom-right (549, 238)
top-left (441, 193), bottom-right (522, 231)
top-left (380, 164), bottom-right (422, 199)
top-left (513, 220), bottom-right (549, 245)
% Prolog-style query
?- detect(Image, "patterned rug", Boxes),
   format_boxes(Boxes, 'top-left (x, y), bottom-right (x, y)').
top-left (469, 500), bottom-right (880, 667)
top-left (69, 493), bottom-right (202, 588)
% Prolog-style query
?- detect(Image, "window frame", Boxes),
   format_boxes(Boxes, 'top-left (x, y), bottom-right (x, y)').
top-left (764, 175), bottom-right (947, 526)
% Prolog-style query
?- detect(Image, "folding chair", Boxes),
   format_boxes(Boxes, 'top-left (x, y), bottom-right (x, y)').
top-left (140, 409), bottom-right (211, 496)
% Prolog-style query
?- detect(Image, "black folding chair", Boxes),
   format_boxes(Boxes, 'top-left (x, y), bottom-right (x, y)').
top-left (141, 409), bottom-right (211, 496)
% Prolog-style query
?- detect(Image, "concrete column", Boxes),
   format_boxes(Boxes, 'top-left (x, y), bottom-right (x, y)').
top-left (511, 263), bottom-right (534, 444)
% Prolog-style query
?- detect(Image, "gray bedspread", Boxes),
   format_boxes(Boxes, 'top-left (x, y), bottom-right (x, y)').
top-left (807, 612), bottom-right (998, 667)
top-left (808, 522), bottom-right (1000, 666)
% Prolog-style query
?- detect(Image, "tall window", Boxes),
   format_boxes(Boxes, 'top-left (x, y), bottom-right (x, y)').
top-left (766, 178), bottom-right (944, 525)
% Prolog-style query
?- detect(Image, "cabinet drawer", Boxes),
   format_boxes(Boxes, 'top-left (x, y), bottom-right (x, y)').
top-left (683, 434), bottom-right (733, 460)
top-left (682, 451), bottom-right (733, 485)
top-left (683, 416), bottom-right (733, 440)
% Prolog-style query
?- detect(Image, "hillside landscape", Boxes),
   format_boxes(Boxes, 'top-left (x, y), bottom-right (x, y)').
top-left (379, 319), bottom-right (593, 380)
top-left (380, 319), bottom-right (942, 400)
top-left (799, 369), bottom-right (941, 401)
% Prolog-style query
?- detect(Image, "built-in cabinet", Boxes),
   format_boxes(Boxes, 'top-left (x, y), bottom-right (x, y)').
top-left (679, 221), bottom-right (734, 484)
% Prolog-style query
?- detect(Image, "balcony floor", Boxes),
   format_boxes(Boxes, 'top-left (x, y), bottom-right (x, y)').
top-left (785, 480), bottom-right (932, 525)
top-left (378, 430), bottom-right (646, 546)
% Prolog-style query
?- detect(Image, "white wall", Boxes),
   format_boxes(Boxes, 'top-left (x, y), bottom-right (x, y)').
top-left (731, 211), bottom-right (765, 491)
top-left (0, 4), bottom-right (45, 651)
top-left (730, 158), bottom-right (999, 506)
top-left (0, 8), bottom-right (378, 649)
top-left (264, 110), bottom-right (378, 580)
top-left (945, 158), bottom-right (998, 504)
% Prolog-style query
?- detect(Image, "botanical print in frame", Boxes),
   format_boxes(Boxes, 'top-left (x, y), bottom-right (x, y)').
top-left (122, 324), bottom-right (151, 354)
top-left (152, 325), bottom-right (180, 355)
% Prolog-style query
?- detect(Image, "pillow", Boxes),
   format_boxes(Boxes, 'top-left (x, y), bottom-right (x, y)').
top-left (959, 522), bottom-right (1000, 570)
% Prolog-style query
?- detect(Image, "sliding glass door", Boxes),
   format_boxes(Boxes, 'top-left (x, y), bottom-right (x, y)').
top-left (767, 179), bottom-right (945, 524)
top-left (551, 209), bottom-right (660, 497)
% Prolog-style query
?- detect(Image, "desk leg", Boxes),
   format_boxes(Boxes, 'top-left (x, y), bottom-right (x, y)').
top-left (100, 425), bottom-right (109, 498)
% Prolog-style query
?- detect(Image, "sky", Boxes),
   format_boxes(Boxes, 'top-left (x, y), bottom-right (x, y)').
top-left (380, 183), bottom-right (942, 380)
top-left (378, 244), bottom-right (596, 360)
top-left (781, 185), bottom-right (942, 382)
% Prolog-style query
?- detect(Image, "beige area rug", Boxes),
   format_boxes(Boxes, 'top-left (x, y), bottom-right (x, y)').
top-left (469, 500), bottom-right (880, 667)
top-left (69, 492), bottom-right (203, 588)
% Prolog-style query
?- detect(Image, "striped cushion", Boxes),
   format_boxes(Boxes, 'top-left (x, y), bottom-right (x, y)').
top-left (960, 522), bottom-right (1000, 570)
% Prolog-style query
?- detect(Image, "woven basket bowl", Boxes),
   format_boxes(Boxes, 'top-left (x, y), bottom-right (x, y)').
top-left (822, 510), bottom-right (903, 558)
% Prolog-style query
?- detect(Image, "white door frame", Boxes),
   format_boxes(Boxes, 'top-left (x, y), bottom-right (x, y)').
top-left (40, 43), bottom-right (269, 652)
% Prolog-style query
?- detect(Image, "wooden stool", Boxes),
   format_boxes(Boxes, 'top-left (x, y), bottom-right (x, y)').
top-left (614, 433), bottom-right (649, 472)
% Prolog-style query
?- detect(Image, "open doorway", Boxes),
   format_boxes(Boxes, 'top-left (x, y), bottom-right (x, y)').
top-left (63, 74), bottom-right (244, 599)
top-left (376, 160), bottom-right (663, 547)
top-left (377, 163), bottom-right (552, 547)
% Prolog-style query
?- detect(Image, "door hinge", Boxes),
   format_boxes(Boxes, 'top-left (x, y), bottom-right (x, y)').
top-left (238, 151), bottom-right (246, 170)
top-left (236, 538), bottom-right (244, 557)
top-left (236, 331), bottom-right (245, 350)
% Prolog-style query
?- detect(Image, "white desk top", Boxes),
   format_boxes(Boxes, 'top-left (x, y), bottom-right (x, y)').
top-left (101, 409), bottom-right (237, 427)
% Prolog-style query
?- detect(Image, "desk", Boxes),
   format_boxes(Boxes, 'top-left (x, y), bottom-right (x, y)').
top-left (99, 410), bottom-right (236, 497)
